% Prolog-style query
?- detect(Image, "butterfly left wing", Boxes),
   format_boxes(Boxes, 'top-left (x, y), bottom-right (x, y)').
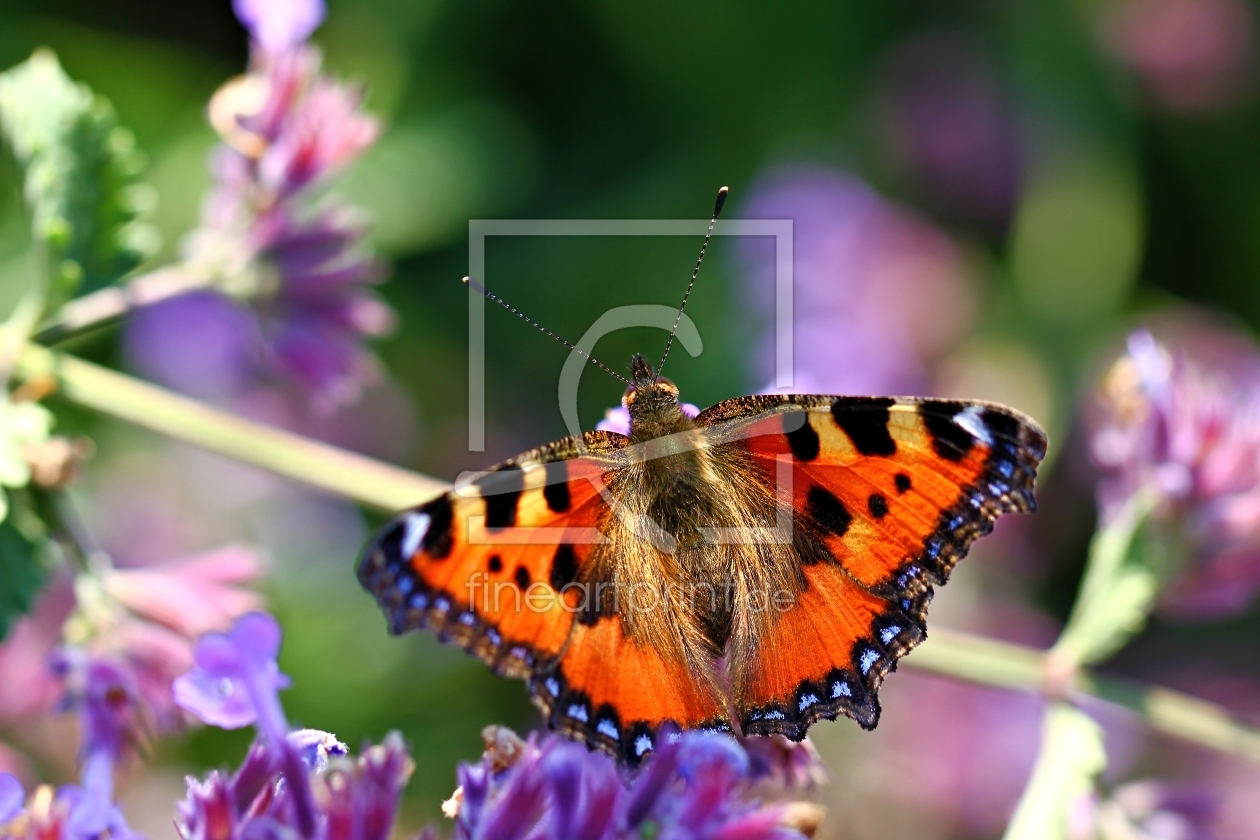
top-left (697, 395), bottom-right (1047, 740)
top-left (357, 431), bottom-right (627, 682)
top-left (357, 429), bottom-right (730, 764)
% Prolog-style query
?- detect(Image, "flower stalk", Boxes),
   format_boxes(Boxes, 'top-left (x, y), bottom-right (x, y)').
top-left (11, 338), bottom-right (1260, 768)
top-left (14, 342), bottom-right (445, 511)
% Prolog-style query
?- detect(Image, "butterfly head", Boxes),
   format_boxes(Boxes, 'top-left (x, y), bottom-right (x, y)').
top-left (623, 354), bottom-right (688, 437)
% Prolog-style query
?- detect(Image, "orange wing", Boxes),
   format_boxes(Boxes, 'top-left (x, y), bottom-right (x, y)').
top-left (697, 395), bottom-right (1047, 739)
top-left (357, 430), bottom-right (625, 681)
top-left (357, 428), bottom-right (728, 765)
top-left (535, 614), bottom-right (730, 766)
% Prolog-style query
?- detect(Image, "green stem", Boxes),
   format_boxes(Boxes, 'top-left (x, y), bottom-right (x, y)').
top-left (14, 342), bottom-right (1260, 765)
top-left (1050, 490), bottom-right (1160, 666)
top-left (911, 628), bottom-right (1260, 763)
top-left (16, 343), bottom-right (447, 511)
top-left (33, 265), bottom-right (214, 346)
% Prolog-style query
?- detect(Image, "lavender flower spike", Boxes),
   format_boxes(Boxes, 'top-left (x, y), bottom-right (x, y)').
top-left (449, 728), bottom-right (810, 840)
top-left (173, 613), bottom-right (292, 748)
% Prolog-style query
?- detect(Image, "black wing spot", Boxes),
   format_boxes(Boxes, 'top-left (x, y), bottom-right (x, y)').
top-left (543, 461), bottom-right (571, 513)
top-left (806, 486), bottom-right (852, 537)
top-left (479, 466), bottom-right (525, 529)
top-left (514, 566), bottom-right (531, 589)
top-left (782, 411), bottom-right (820, 461)
top-left (420, 495), bottom-right (454, 559)
top-left (868, 493), bottom-right (889, 519)
top-left (550, 544), bottom-right (579, 591)
top-left (488, 554), bottom-right (503, 573)
top-left (831, 398), bottom-right (897, 456)
top-left (919, 402), bottom-right (975, 462)
top-left (894, 473), bottom-right (911, 494)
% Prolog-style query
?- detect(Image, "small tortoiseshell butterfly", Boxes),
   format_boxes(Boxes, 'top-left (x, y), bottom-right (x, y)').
top-left (358, 187), bottom-right (1047, 766)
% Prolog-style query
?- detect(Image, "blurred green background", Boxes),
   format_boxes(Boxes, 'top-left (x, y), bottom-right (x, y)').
top-left (3, 0), bottom-right (1260, 837)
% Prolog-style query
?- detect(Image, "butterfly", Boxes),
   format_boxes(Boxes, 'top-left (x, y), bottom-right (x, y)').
top-left (357, 187), bottom-right (1047, 766)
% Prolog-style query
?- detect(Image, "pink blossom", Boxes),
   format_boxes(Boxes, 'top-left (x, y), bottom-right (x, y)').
top-left (258, 80), bottom-right (378, 199)
top-left (1101, 0), bottom-right (1255, 111)
top-left (103, 546), bottom-right (265, 640)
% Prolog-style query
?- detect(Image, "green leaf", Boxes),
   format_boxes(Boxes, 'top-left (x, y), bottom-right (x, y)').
top-left (0, 491), bottom-right (46, 640)
top-left (1003, 704), bottom-right (1107, 840)
top-left (0, 49), bottom-right (158, 303)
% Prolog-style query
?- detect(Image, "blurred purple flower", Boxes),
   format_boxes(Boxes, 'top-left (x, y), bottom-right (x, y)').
top-left (742, 735), bottom-right (829, 793)
top-left (1091, 330), bottom-right (1260, 617)
top-left (0, 773), bottom-right (22, 824)
top-left (131, 15), bottom-right (390, 413)
top-left (28, 653), bottom-right (146, 840)
top-left (51, 655), bottom-right (142, 764)
top-left (52, 546), bottom-right (267, 736)
top-left (173, 612), bottom-right (291, 745)
top-left (124, 292), bottom-right (258, 401)
top-left (596, 402), bottom-right (699, 435)
top-left (234, 0), bottom-right (325, 54)
top-left (447, 726), bottom-right (817, 840)
top-left (1100, 0), bottom-right (1255, 111)
top-left (737, 166), bottom-right (976, 397)
top-left (1073, 780), bottom-right (1220, 840)
top-left (872, 34), bottom-right (1022, 232)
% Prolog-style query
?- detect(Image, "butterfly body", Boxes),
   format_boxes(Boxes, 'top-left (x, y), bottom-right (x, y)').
top-left (358, 352), bottom-right (1047, 765)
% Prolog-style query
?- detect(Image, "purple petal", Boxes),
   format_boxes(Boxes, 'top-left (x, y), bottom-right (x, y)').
top-left (676, 733), bottom-right (749, 783)
top-left (174, 613), bottom-right (291, 729)
top-left (124, 292), bottom-right (259, 401)
top-left (233, 0), bottom-right (325, 52)
top-left (173, 667), bottom-right (258, 729)
top-left (0, 773), bottom-right (24, 824)
top-left (541, 744), bottom-right (583, 840)
top-left (596, 406), bottom-right (632, 436)
top-left (230, 613), bottom-right (284, 667)
top-left (288, 729), bottom-right (348, 773)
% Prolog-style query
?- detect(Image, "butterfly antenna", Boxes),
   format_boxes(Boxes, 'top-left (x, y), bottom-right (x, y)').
top-left (462, 276), bottom-right (633, 385)
top-left (658, 185), bottom-right (728, 377)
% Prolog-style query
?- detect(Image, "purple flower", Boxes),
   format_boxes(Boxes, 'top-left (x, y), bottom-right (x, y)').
top-left (1075, 780), bottom-right (1220, 840)
top-left (0, 773), bottom-right (22, 824)
top-left (32, 653), bottom-right (146, 840)
top-left (176, 731), bottom-right (412, 840)
top-left (596, 402), bottom-right (699, 436)
top-left (742, 735), bottom-right (829, 792)
top-left (1091, 330), bottom-right (1260, 617)
top-left (233, 0), bottom-right (325, 53)
top-left (124, 292), bottom-right (258, 401)
top-left (64, 749), bottom-right (136, 840)
top-left (737, 166), bottom-right (976, 397)
top-left (133, 27), bottom-right (389, 412)
top-left (52, 655), bottom-right (142, 764)
top-left (173, 612), bottom-right (292, 745)
top-left (872, 34), bottom-right (1022, 232)
top-left (446, 727), bottom-right (814, 840)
